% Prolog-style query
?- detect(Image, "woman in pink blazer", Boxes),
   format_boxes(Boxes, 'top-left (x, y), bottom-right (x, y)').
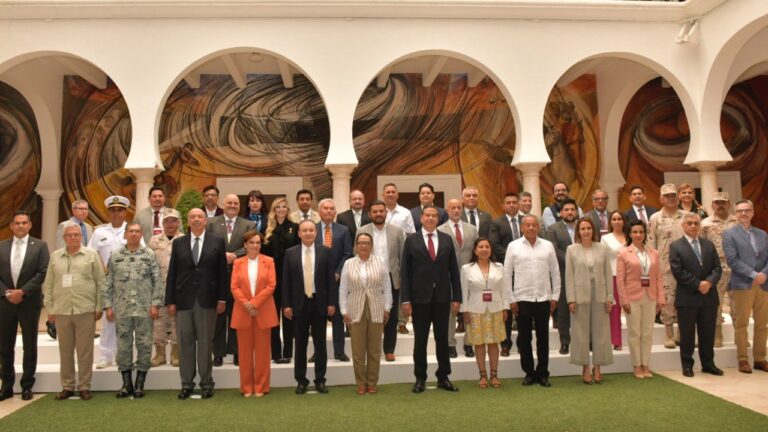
top-left (616, 220), bottom-right (665, 379)
top-left (231, 231), bottom-right (278, 397)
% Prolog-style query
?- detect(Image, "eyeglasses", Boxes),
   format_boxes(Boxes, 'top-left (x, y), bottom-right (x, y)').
top-left (355, 241), bottom-right (372, 246)
top-left (593, 197), bottom-right (608, 202)
top-left (735, 209), bottom-right (753, 214)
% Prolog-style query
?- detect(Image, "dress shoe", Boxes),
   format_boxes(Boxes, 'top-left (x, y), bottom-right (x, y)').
top-left (335, 353), bottom-right (350, 362)
top-left (200, 388), bottom-right (214, 399)
top-left (613, 345), bottom-right (622, 351)
top-left (0, 389), bottom-right (12, 401)
top-left (559, 344), bottom-right (569, 355)
top-left (233, 355), bottom-right (239, 366)
top-left (356, 386), bottom-right (366, 395)
top-left (682, 368), bottom-right (694, 377)
top-left (738, 360), bottom-right (753, 374)
top-left (437, 379), bottom-right (459, 392)
top-left (96, 359), bottom-right (112, 369)
top-left (295, 382), bottom-right (308, 394)
top-left (538, 377), bottom-right (552, 387)
top-left (46, 321), bottom-right (57, 339)
top-left (398, 325), bottom-right (409, 334)
top-left (213, 356), bottom-right (223, 367)
top-left (21, 388), bottom-right (33, 401)
top-left (500, 347), bottom-right (510, 357)
top-left (275, 358), bottom-right (290, 364)
top-left (754, 361), bottom-right (768, 372)
top-left (702, 365), bottom-right (724, 376)
top-left (308, 353), bottom-right (316, 363)
top-left (79, 390), bottom-right (93, 400)
top-left (522, 375), bottom-right (537, 386)
top-left (177, 388), bottom-right (193, 399)
top-left (464, 345), bottom-right (474, 358)
top-left (55, 389), bottom-right (75, 400)
top-left (448, 347), bottom-right (458, 358)
top-left (315, 382), bottom-right (329, 394)
top-left (385, 353), bottom-right (396, 362)
top-left (412, 380), bottom-right (425, 393)
top-left (345, 329), bottom-right (351, 337)
top-left (456, 321), bottom-right (465, 333)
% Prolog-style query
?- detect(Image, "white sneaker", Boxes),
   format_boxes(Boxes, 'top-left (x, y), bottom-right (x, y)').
top-left (96, 359), bottom-right (112, 369)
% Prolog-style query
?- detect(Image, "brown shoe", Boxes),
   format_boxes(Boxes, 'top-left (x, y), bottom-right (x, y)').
top-left (385, 353), bottom-right (396, 362)
top-left (753, 361), bottom-right (768, 372)
top-left (456, 321), bottom-right (465, 333)
top-left (738, 360), bottom-right (753, 374)
top-left (79, 390), bottom-right (93, 400)
top-left (500, 347), bottom-right (510, 357)
top-left (397, 325), bottom-right (409, 334)
top-left (55, 390), bottom-right (75, 400)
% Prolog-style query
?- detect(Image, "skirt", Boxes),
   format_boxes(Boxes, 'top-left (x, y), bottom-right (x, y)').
top-left (465, 310), bottom-right (506, 345)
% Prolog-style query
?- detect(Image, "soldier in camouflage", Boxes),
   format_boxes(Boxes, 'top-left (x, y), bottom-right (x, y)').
top-left (701, 192), bottom-right (738, 347)
top-left (103, 221), bottom-right (163, 399)
top-left (148, 209), bottom-right (184, 367)
top-left (648, 183), bottom-right (685, 349)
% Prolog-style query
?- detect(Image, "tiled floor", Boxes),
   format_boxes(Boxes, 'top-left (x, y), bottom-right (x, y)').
top-left (658, 367), bottom-right (768, 416)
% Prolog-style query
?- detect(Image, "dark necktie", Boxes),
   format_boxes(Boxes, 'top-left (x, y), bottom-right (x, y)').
top-left (469, 210), bottom-right (477, 227)
top-left (153, 211), bottom-right (162, 235)
top-left (192, 237), bottom-right (200, 265)
top-left (510, 217), bottom-right (520, 240)
top-left (427, 233), bottom-right (436, 261)
top-left (691, 238), bottom-right (702, 263)
top-left (80, 222), bottom-right (88, 245)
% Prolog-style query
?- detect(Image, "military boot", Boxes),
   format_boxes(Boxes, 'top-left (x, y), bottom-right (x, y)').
top-left (134, 370), bottom-right (147, 398)
top-left (151, 343), bottom-right (166, 367)
top-left (715, 323), bottom-right (724, 348)
top-left (171, 343), bottom-right (180, 367)
top-left (116, 370), bottom-right (134, 398)
top-left (664, 325), bottom-right (676, 349)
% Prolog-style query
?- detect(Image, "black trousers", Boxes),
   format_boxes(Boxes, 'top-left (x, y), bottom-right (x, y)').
top-left (331, 300), bottom-right (346, 356)
top-left (517, 301), bottom-right (551, 379)
top-left (213, 298), bottom-right (237, 357)
top-left (557, 285), bottom-right (570, 345)
top-left (270, 285), bottom-right (293, 360)
top-left (678, 304), bottom-right (718, 369)
top-left (412, 301), bottom-right (451, 381)
top-left (383, 283), bottom-right (400, 354)
top-left (293, 296), bottom-right (327, 385)
top-left (0, 298), bottom-right (41, 390)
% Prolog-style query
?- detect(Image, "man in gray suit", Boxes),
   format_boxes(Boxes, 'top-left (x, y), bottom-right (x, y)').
top-left (546, 198), bottom-right (578, 355)
top-left (135, 186), bottom-right (170, 244)
top-left (206, 194), bottom-right (251, 366)
top-left (55, 200), bottom-right (93, 249)
top-left (585, 190), bottom-right (611, 238)
top-left (439, 199), bottom-right (478, 358)
top-left (358, 200), bottom-right (405, 361)
top-left (460, 186), bottom-right (491, 238)
top-left (0, 211), bottom-right (50, 400)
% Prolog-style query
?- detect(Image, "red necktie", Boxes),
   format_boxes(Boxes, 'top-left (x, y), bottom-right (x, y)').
top-left (454, 223), bottom-right (463, 247)
top-left (427, 233), bottom-right (436, 261)
top-left (153, 211), bottom-right (162, 235)
top-left (639, 208), bottom-right (647, 223)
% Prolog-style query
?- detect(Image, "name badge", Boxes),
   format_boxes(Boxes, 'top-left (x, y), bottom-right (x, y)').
top-left (482, 292), bottom-right (493, 302)
top-left (641, 277), bottom-right (650, 287)
top-left (63, 274), bottom-right (74, 288)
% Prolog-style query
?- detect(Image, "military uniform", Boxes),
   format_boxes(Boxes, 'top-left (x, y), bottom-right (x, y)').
top-left (648, 208), bottom-right (684, 347)
top-left (701, 212), bottom-right (738, 347)
top-left (148, 230), bottom-right (185, 365)
top-left (103, 246), bottom-right (163, 373)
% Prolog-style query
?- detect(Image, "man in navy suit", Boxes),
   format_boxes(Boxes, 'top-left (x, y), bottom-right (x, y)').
top-left (669, 213), bottom-right (723, 377)
top-left (401, 205), bottom-right (462, 393)
top-left (336, 190), bottom-right (370, 238)
top-left (623, 185), bottom-right (658, 224)
top-left (410, 182), bottom-right (448, 231)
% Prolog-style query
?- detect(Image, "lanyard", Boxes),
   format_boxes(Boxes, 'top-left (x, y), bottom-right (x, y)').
top-left (636, 248), bottom-right (649, 277)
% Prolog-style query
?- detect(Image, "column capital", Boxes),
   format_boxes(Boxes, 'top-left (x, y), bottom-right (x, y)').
top-left (129, 167), bottom-right (160, 183)
top-left (325, 163), bottom-right (357, 179)
top-left (690, 161), bottom-right (723, 172)
top-left (513, 161), bottom-right (547, 175)
top-left (36, 189), bottom-right (63, 200)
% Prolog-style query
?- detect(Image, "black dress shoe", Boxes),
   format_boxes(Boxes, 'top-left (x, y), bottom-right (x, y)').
top-left (213, 356), bottom-right (223, 367)
top-left (702, 365), bottom-right (724, 376)
top-left (437, 379), bottom-right (459, 392)
top-left (295, 382), bottom-right (308, 395)
top-left (522, 375), bottom-right (537, 386)
top-left (334, 353), bottom-right (350, 362)
top-left (275, 358), bottom-right (290, 364)
top-left (315, 382), bottom-right (329, 394)
top-left (233, 355), bottom-right (239, 366)
top-left (464, 345), bottom-right (474, 358)
top-left (412, 380), bottom-right (425, 393)
top-left (308, 354), bottom-right (316, 363)
top-left (200, 389), bottom-right (214, 399)
top-left (46, 321), bottom-right (57, 340)
top-left (0, 389), bottom-right (13, 401)
top-left (559, 344), bottom-right (569, 355)
top-left (177, 388), bottom-right (193, 400)
top-left (448, 347), bottom-right (458, 358)
top-left (539, 376), bottom-right (552, 387)
top-left (682, 368), bottom-right (694, 377)
top-left (21, 388), bottom-right (33, 401)
top-left (501, 347), bottom-right (511, 357)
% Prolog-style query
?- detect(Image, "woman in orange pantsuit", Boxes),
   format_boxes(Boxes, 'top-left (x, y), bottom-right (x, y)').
top-left (231, 231), bottom-right (278, 397)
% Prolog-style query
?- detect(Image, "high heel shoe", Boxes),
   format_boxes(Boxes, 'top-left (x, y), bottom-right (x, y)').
top-left (582, 366), bottom-right (593, 384)
top-left (633, 366), bottom-right (645, 379)
top-left (490, 370), bottom-right (501, 388)
top-left (592, 367), bottom-right (603, 384)
top-left (478, 371), bottom-right (488, 389)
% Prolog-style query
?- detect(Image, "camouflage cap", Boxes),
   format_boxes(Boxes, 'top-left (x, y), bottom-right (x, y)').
top-left (660, 183), bottom-right (677, 195)
top-left (163, 208), bottom-right (181, 220)
top-left (712, 192), bottom-right (730, 202)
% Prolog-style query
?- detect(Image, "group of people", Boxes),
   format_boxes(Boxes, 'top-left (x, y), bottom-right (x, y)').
top-left (0, 180), bottom-right (766, 401)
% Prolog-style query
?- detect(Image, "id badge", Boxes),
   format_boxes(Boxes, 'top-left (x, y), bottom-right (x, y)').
top-left (641, 276), bottom-right (650, 287)
top-left (482, 292), bottom-right (493, 302)
top-left (63, 274), bottom-right (74, 288)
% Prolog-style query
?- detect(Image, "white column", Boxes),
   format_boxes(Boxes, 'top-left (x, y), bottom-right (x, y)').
top-left (37, 189), bottom-right (62, 251)
top-left (602, 180), bottom-right (626, 214)
top-left (515, 162), bottom-right (546, 216)
top-left (692, 162), bottom-right (720, 216)
top-left (326, 164), bottom-right (356, 212)
top-left (130, 167), bottom-right (158, 212)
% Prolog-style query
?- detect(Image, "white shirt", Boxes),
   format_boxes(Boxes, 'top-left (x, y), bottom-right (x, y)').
top-left (224, 216), bottom-right (237, 242)
top-left (503, 237), bottom-right (560, 303)
top-left (371, 224), bottom-right (390, 271)
top-left (600, 232), bottom-right (625, 275)
top-left (633, 205), bottom-right (648, 220)
top-left (89, 221), bottom-right (145, 264)
top-left (450, 221), bottom-right (464, 240)
top-left (10, 235), bottom-right (29, 284)
top-left (422, 229), bottom-right (439, 251)
top-left (386, 204), bottom-right (416, 235)
top-left (205, 207), bottom-right (218, 218)
top-left (352, 210), bottom-right (363, 228)
top-left (190, 231), bottom-right (206, 262)
top-left (248, 257), bottom-right (259, 296)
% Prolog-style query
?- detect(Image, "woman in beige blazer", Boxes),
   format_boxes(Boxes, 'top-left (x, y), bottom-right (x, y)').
top-left (460, 238), bottom-right (509, 388)
top-left (566, 218), bottom-right (614, 384)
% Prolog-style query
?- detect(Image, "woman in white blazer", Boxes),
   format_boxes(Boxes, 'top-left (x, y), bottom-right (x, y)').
top-left (566, 218), bottom-right (614, 384)
top-left (460, 238), bottom-right (510, 389)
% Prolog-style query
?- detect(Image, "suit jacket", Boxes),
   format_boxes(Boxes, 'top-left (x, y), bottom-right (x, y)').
top-left (165, 232), bottom-right (228, 310)
top-left (357, 223), bottom-right (405, 290)
top-left (0, 236), bottom-right (50, 307)
top-left (206, 215), bottom-right (251, 258)
top-left (461, 207), bottom-right (492, 238)
top-left (438, 220), bottom-right (478, 267)
top-left (289, 209), bottom-right (321, 224)
top-left (336, 209), bottom-right (370, 238)
top-left (615, 245), bottom-right (665, 307)
top-left (546, 221), bottom-right (573, 278)
top-left (135, 206), bottom-right (170, 244)
top-left (315, 222), bottom-right (353, 277)
top-left (623, 206), bottom-right (658, 224)
top-left (410, 206), bottom-right (449, 232)
top-left (230, 255), bottom-right (279, 330)
top-left (200, 206), bottom-right (224, 217)
top-left (281, 243), bottom-right (336, 317)
top-left (565, 243), bottom-right (614, 305)
top-left (585, 209), bottom-right (612, 237)
top-left (669, 237), bottom-right (722, 308)
top-left (400, 230), bottom-right (461, 304)
top-left (722, 225), bottom-right (768, 290)
top-left (488, 214), bottom-right (521, 263)
top-left (55, 219), bottom-right (94, 250)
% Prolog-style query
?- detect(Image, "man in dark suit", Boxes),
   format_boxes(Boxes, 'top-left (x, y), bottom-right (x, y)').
top-left (669, 212), bottom-right (723, 377)
top-left (401, 205), bottom-right (462, 393)
top-left (585, 189), bottom-right (611, 238)
top-left (623, 185), bottom-right (658, 224)
top-left (166, 208), bottom-right (228, 400)
top-left (282, 220), bottom-right (336, 394)
top-left (200, 185), bottom-right (224, 218)
top-left (410, 182), bottom-right (448, 231)
top-left (206, 194), bottom-right (251, 366)
top-left (315, 198), bottom-right (353, 361)
top-left (546, 198), bottom-right (578, 355)
top-left (336, 190), bottom-right (370, 238)
top-left (460, 186), bottom-right (492, 238)
top-left (0, 211), bottom-right (49, 401)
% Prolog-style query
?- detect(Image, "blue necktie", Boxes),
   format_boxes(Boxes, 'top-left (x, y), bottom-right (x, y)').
top-left (691, 239), bottom-right (702, 263)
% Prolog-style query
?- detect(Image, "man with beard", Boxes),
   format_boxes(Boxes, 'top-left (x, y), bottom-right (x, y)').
top-left (542, 182), bottom-right (582, 229)
top-left (546, 199), bottom-right (578, 355)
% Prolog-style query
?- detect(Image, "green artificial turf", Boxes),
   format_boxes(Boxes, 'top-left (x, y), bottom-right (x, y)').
top-left (2, 374), bottom-right (765, 431)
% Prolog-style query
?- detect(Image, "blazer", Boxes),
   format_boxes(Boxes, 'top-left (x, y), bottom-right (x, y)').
top-left (669, 237), bottom-right (721, 308)
top-left (55, 219), bottom-right (94, 249)
top-left (461, 207), bottom-right (492, 238)
top-left (230, 255), bottom-right (279, 330)
top-left (565, 243), bottom-right (614, 305)
top-left (0, 236), bottom-right (50, 306)
top-left (488, 214), bottom-right (521, 263)
top-left (281, 243), bottom-right (336, 317)
top-left (135, 206), bottom-right (170, 244)
top-left (357, 223), bottom-right (405, 290)
top-left (410, 205), bottom-right (449, 232)
top-left (315, 221), bottom-right (353, 277)
top-left (206, 215), bottom-right (252, 258)
top-left (623, 206), bottom-right (658, 224)
top-left (585, 209), bottom-right (612, 237)
top-left (438, 220), bottom-right (478, 267)
top-left (615, 245), bottom-right (665, 307)
top-left (722, 225), bottom-right (768, 291)
top-left (336, 209), bottom-right (370, 238)
top-left (546, 221), bottom-right (573, 278)
top-left (460, 262), bottom-right (509, 314)
top-left (165, 232), bottom-right (229, 310)
top-left (400, 229), bottom-right (461, 304)
top-left (262, 219), bottom-right (300, 280)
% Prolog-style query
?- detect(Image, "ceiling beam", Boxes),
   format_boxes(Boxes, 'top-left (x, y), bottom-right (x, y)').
top-left (422, 56), bottom-right (448, 87)
top-left (184, 73), bottom-right (201, 89)
top-left (736, 62), bottom-right (768, 84)
top-left (54, 56), bottom-right (107, 89)
top-left (222, 54), bottom-right (247, 89)
top-left (377, 67), bottom-right (390, 88)
top-left (467, 68), bottom-right (486, 87)
top-left (556, 59), bottom-right (602, 87)
top-left (277, 59), bottom-right (294, 88)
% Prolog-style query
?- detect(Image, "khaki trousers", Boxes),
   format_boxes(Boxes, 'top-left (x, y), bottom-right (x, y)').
top-left (626, 294), bottom-right (656, 367)
top-left (730, 284), bottom-right (768, 362)
top-left (349, 299), bottom-right (384, 387)
top-left (56, 312), bottom-right (96, 391)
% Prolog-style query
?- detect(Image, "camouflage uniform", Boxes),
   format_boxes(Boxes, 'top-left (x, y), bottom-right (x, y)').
top-left (701, 213), bottom-right (739, 346)
top-left (103, 246), bottom-right (163, 372)
top-left (648, 208), bottom-right (685, 346)
top-left (148, 232), bottom-right (184, 346)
